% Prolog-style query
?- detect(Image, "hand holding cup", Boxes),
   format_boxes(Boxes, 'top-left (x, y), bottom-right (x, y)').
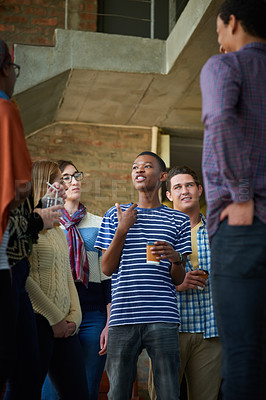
top-left (146, 241), bottom-right (180, 265)
top-left (196, 269), bottom-right (209, 290)
top-left (34, 205), bottom-right (63, 229)
top-left (177, 269), bottom-right (209, 291)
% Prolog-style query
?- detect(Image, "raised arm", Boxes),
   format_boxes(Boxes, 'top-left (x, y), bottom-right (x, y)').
top-left (102, 203), bottom-right (137, 276)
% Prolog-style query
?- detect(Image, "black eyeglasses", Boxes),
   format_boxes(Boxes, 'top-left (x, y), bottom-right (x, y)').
top-left (62, 171), bottom-right (83, 184)
top-left (9, 62), bottom-right (20, 78)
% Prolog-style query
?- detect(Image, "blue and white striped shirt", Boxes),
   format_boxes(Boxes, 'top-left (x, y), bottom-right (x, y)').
top-left (95, 204), bottom-right (191, 327)
top-left (176, 215), bottom-right (218, 338)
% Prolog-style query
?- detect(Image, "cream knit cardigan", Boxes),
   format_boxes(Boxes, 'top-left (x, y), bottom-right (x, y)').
top-left (26, 226), bottom-right (81, 332)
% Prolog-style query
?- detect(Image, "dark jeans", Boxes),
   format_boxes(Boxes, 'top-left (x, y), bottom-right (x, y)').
top-left (4, 259), bottom-right (41, 400)
top-left (36, 314), bottom-right (89, 400)
top-left (0, 270), bottom-right (15, 396)
top-left (42, 310), bottom-right (107, 400)
top-left (211, 218), bottom-right (266, 400)
top-left (107, 323), bottom-right (180, 400)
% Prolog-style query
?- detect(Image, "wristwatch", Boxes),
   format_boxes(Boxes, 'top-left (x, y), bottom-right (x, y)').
top-left (173, 252), bottom-right (183, 265)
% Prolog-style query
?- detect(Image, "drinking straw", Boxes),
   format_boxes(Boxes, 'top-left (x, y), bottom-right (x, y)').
top-left (46, 182), bottom-right (59, 191)
top-left (46, 182), bottom-right (59, 205)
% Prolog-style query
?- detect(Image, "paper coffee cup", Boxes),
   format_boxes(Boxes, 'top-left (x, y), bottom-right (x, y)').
top-left (146, 241), bottom-right (160, 265)
top-left (197, 269), bottom-right (209, 291)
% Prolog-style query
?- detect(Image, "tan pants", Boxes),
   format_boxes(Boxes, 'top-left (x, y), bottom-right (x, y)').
top-left (148, 333), bottom-right (221, 400)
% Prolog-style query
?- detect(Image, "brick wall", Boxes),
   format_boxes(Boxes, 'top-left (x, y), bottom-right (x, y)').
top-left (26, 122), bottom-right (152, 216)
top-left (0, 0), bottom-right (97, 50)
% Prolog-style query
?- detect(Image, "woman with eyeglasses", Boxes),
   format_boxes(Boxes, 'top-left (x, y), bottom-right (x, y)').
top-left (42, 160), bottom-right (111, 400)
top-left (25, 160), bottom-right (89, 400)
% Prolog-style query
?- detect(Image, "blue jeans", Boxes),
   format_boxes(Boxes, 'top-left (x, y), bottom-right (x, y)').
top-left (42, 310), bottom-right (107, 400)
top-left (106, 323), bottom-right (180, 400)
top-left (211, 218), bottom-right (266, 400)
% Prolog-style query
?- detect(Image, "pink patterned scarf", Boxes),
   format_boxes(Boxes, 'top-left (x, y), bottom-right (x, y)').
top-left (60, 203), bottom-right (89, 287)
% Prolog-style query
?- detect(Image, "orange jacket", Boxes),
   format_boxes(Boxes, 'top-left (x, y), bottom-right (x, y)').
top-left (0, 98), bottom-right (32, 244)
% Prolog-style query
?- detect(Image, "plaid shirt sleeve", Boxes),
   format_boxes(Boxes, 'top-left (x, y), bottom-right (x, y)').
top-left (176, 215), bottom-right (219, 338)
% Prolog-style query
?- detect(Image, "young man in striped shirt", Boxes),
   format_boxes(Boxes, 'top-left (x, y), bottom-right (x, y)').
top-left (95, 151), bottom-right (191, 400)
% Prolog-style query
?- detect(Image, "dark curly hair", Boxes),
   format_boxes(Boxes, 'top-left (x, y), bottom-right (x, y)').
top-left (217, 0), bottom-right (266, 39)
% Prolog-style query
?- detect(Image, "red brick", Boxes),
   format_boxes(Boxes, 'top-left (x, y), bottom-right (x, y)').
top-left (108, 162), bottom-right (130, 170)
top-left (56, 18), bottom-right (65, 28)
top-left (31, 17), bottom-right (58, 26)
top-left (24, 7), bottom-right (47, 16)
top-left (1, 0), bottom-right (98, 47)
top-left (43, 26), bottom-right (56, 35)
top-left (79, 2), bottom-right (97, 13)
top-left (4, 16), bottom-right (28, 24)
top-left (3, 0), bottom-right (31, 4)
top-left (0, 24), bottom-right (14, 32)
top-left (0, 4), bottom-right (20, 13)
top-left (23, 36), bottom-right (53, 46)
top-left (15, 25), bottom-right (43, 34)
top-left (0, 0), bottom-right (14, 3)
top-left (47, 9), bottom-right (64, 18)
top-left (79, 12), bottom-right (97, 21)
top-left (79, 21), bottom-right (96, 31)
top-left (32, 0), bottom-right (51, 6)
top-left (38, 38), bottom-right (54, 45)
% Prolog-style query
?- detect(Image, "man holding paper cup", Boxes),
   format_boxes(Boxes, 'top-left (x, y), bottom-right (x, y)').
top-left (95, 152), bottom-right (191, 400)
top-left (148, 166), bottom-right (221, 400)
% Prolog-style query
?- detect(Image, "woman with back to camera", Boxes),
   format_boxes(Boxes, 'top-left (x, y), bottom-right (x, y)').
top-left (42, 160), bottom-right (111, 400)
top-left (26, 160), bottom-right (89, 400)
